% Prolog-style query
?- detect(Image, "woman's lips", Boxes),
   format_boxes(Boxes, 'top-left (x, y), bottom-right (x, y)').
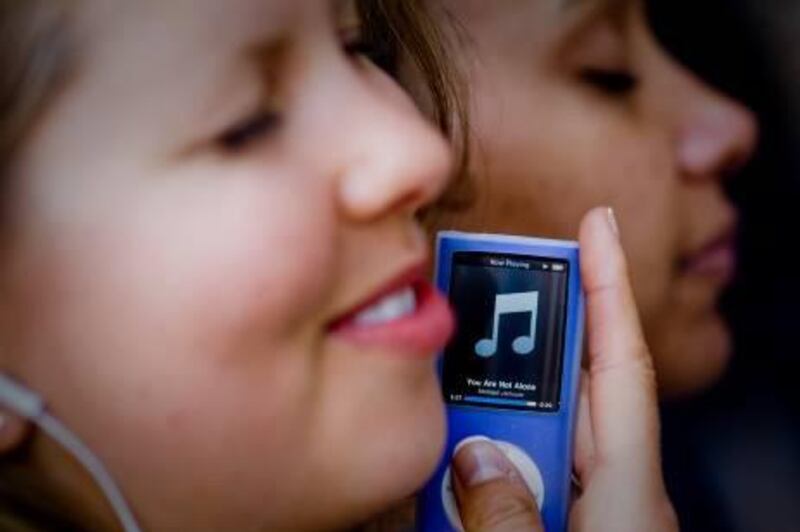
top-left (681, 231), bottom-right (736, 283)
top-left (329, 275), bottom-right (455, 357)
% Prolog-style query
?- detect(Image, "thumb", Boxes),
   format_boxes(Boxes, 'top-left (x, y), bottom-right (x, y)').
top-left (452, 439), bottom-right (544, 532)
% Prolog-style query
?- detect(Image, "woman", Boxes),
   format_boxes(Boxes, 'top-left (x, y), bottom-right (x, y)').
top-left (413, 0), bottom-right (758, 398)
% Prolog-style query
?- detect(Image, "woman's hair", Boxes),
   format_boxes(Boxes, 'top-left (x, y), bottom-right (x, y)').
top-left (358, 0), bottom-right (474, 217)
top-left (0, 2), bottom-right (82, 530)
top-left (358, 1), bottom-right (465, 145)
top-left (0, 1), bottom-right (467, 529)
top-left (0, 1), bottom-right (75, 171)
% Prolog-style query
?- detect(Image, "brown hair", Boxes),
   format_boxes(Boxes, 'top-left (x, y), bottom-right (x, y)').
top-left (358, 0), bottom-right (474, 218)
top-left (358, 2), bottom-right (464, 140)
top-left (0, 1), bottom-right (75, 171)
top-left (1, 2), bottom-right (81, 529)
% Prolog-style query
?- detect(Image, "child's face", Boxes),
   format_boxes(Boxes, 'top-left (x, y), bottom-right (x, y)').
top-left (1, 0), bottom-right (453, 529)
top-left (420, 0), bottom-right (757, 397)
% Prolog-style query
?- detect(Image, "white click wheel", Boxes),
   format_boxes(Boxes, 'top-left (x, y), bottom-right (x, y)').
top-left (441, 436), bottom-right (545, 531)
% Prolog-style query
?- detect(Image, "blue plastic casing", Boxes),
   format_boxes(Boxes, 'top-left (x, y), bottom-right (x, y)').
top-left (418, 232), bottom-right (584, 532)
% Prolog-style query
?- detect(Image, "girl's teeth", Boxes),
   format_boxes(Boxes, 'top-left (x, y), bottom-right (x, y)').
top-left (354, 287), bottom-right (416, 326)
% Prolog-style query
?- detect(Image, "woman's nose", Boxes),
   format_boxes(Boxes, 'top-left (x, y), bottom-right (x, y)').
top-left (674, 77), bottom-right (758, 183)
top-left (337, 70), bottom-right (453, 223)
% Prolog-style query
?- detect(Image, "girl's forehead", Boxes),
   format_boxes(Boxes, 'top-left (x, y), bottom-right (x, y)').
top-left (67, 0), bottom-right (344, 97)
top-left (37, 0), bottom-right (343, 161)
top-left (76, 0), bottom-right (338, 52)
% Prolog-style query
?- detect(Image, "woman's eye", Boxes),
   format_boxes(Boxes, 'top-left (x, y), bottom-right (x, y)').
top-left (217, 111), bottom-right (281, 152)
top-left (567, 16), bottom-right (638, 99)
top-left (580, 67), bottom-right (639, 96)
top-left (342, 28), bottom-right (395, 73)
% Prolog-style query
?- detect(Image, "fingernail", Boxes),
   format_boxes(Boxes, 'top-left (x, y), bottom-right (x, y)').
top-left (606, 207), bottom-right (620, 239)
top-left (452, 439), bottom-right (515, 488)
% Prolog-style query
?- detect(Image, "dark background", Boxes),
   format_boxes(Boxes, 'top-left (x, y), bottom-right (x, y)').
top-left (647, 1), bottom-right (800, 530)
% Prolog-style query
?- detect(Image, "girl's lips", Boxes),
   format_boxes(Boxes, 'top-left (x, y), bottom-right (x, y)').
top-left (329, 280), bottom-right (455, 357)
top-left (681, 232), bottom-right (736, 283)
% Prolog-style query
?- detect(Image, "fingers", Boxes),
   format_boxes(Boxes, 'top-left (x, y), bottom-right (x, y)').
top-left (578, 208), bottom-right (661, 469)
top-left (567, 209), bottom-right (676, 532)
top-left (572, 372), bottom-right (595, 483)
top-left (452, 439), bottom-right (544, 532)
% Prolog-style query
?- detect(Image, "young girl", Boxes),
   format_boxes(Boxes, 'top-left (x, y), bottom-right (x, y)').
top-left (413, 0), bottom-right (758, 398)
top-left (0, 1), bottom-right (674, 530)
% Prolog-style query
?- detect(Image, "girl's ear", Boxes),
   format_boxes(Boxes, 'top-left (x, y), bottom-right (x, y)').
top-left (0, 407), bottom-right (32, 455)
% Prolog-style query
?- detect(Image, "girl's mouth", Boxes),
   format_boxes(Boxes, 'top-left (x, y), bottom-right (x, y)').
top-left (329, 268), bottom-right (454, 356)
top-left (680, 229), bottom-right (736, 284)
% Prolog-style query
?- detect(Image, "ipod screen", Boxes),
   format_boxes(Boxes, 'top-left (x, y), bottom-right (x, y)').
top-left (442, 252), bottom-right (569, 412)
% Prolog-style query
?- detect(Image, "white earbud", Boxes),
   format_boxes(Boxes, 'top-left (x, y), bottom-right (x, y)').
top-left (0, 373), bottom-right (143, 532)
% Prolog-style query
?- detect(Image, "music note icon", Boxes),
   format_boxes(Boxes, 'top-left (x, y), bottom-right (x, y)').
top-left (475, 291), bottom-right (539, 358)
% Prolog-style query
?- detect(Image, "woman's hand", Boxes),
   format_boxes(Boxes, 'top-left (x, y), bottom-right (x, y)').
top-left (453, 207), bottom-right (679, 532)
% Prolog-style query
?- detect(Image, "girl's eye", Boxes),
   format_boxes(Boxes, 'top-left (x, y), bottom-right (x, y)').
top-left (566, 15), bottom-right (638, 99)
top-left (580, 67), bottom-right (639, 96)
top-left (217, 110), bottom-right (281, 152)
top-left (342, 27), bottom-right (395, 74)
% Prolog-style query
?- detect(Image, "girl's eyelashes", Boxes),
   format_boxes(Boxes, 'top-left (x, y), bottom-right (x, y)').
top-left (213, 9), bottom-right (395, 155)
top-left (564, 15), bottom-right (638, 99)
top-left (216, 110), bottom-right (281, 152)
top-left (341, 26), bottom-right (395, 74)
top-left (580, 67), bottom-right (639, 96)
top-left (214, 30), bottom-right (384, 155)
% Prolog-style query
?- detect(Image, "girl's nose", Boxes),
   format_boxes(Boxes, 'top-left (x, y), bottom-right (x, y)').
top-left (337, 67), bottom-right (453, 223)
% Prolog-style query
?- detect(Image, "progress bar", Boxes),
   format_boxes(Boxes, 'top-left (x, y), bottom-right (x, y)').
top-left (464, 395), bottom-right (537, 408)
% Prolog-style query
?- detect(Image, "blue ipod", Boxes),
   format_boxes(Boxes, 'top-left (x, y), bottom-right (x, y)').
top-left (417, 232), bottom-right (585, 532)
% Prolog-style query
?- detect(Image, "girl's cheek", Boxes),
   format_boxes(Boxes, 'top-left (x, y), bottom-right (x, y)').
top-left (6, 157), bottom-right (340, 392)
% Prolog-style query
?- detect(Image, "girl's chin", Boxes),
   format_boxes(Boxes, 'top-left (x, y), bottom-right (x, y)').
top-left (339, 413), bottom-right (445, 529)
top-left (655, 316), bottom-right (732, 399)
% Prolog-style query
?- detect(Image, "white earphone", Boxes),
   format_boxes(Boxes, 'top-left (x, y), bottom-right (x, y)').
top-left (0, 373), bottom-right (142, 532)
